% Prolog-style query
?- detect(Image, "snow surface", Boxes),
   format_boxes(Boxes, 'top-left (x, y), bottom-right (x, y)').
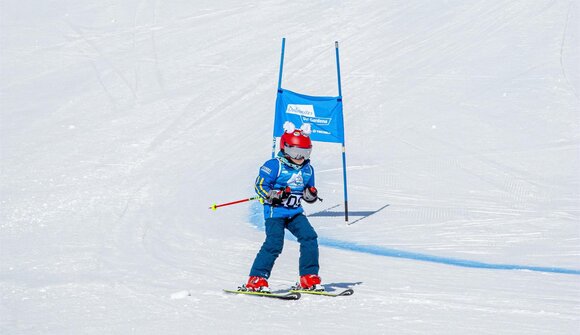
top-left (1, 0), bottom-right (579, 334)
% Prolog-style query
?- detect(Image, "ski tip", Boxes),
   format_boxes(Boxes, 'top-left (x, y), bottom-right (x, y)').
top-left (290, 288), bottom-right (354, 297)
top-left (284, 292), bottom-right (301, 300)
top-left (339, 288), bottom-right (354, 296)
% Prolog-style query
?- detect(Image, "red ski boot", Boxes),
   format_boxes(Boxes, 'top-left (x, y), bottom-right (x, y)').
top-left (244, 276), bottom-right (270, 292)
top-left (299, 274), bottom-right (323, 291)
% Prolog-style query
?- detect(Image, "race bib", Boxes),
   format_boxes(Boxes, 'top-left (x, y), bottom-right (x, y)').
top-left (281, 194), bottom-right (303, 208)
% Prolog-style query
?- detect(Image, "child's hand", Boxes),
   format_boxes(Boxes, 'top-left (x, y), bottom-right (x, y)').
top-left (266, 187), bottom-right (291, 205)
top-left (302, 186), bottom-right (318, 203)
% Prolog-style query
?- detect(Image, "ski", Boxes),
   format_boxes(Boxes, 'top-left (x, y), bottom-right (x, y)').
top-left (223, 289), bottom-right (301, 300)
top-left (290, 288), bottom-right (354, 297)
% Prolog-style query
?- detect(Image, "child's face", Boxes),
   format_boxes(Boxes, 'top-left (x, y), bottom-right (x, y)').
top-left (289, 157), bottom-right (305, 165)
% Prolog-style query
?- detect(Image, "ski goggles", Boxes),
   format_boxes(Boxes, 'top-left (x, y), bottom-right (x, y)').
top-left (284, 145), bottom-right (312, 160)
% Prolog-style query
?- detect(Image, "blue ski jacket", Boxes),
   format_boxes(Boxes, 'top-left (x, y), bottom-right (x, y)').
top-left (255, 152), bottom-right (315, 218)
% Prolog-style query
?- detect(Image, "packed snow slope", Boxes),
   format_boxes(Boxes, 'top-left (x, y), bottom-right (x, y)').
top-left (1, 0), bottom-right (579, 334)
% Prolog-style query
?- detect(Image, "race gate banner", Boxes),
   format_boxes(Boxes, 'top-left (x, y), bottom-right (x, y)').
top-left (273, 89), bottom-right (344, 144)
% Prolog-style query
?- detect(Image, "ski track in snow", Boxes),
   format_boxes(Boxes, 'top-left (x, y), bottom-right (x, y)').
top-left (248, 204), bottom-right (580, 276)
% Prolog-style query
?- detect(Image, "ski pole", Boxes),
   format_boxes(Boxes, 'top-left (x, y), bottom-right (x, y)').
top-left (209, 196), bottom-right (262, 211)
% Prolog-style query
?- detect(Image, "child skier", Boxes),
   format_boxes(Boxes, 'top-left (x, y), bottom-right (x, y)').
top-left (243, 121), bottom-right (322, 292)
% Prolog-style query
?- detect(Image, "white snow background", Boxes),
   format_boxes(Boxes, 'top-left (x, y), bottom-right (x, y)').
top-left (1, 0), bottom-right (579, 334)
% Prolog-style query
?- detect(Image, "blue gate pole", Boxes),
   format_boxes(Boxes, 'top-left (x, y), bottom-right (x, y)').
top-left (335, 41), bottom-right (349, 223)
top-left (273, 37), bottom-right (286, 158)
top-left (277, 38), bottom-right (286, 91)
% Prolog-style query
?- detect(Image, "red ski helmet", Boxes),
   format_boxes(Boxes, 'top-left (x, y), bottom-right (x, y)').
top-left (280, 122), bottom-right (312, 160)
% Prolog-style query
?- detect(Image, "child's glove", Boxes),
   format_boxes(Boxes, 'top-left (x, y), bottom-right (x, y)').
top-left (302, 186), bottom-right (318, 203)
top-left (266, 187), bottom-right (291, 205)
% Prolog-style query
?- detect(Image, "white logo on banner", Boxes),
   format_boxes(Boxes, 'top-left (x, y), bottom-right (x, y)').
top-left (286, 104), bottom-right (315, 117)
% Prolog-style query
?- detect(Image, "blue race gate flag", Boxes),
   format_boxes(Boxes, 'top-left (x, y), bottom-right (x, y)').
top-left (273, 89), bottom-right (344, 144)
top-left (272, 38), bottom-right (350, 223)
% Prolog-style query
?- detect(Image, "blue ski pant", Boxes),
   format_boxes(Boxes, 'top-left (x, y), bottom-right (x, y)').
top-left (249, 213), bottom-right (319, 279)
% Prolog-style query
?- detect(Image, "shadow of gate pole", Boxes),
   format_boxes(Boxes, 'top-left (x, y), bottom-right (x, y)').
top-left (307, 203), bottom-right (390, 225)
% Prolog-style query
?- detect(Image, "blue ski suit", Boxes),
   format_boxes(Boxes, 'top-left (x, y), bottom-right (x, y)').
top-left (249, 152), bottom-right (319, 279)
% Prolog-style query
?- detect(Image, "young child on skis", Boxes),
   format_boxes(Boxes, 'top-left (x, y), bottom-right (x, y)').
top-left (243, 121), bottom-right (322, 292)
